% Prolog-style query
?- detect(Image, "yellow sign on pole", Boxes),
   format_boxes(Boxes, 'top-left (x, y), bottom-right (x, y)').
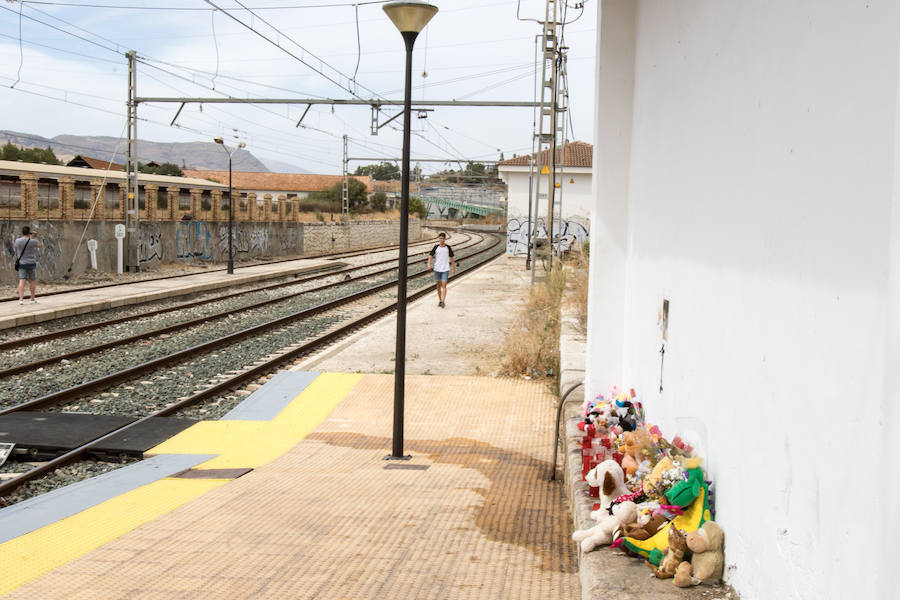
top-left (540, 165), bottom-right (550, 174)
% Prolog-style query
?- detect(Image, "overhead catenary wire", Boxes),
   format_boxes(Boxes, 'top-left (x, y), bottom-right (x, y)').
top-left (18, 0), bottom-right (393, 10)
top-left (202, 0), bottom-right (381, 102)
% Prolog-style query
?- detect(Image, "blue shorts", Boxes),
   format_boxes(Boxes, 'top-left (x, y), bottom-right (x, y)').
top-left (433, 270), bottom-right (449, 282)
top-left (18, 265), bottom-right (36, 280)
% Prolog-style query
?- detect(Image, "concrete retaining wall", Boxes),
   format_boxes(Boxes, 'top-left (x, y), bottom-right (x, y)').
top-left (2, 218), bottom-right (421, 283)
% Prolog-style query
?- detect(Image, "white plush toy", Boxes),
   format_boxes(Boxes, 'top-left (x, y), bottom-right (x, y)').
top-left (585, 459), bottom-right (631, 516)
top-left (572, 500), bottom-right (638, 552)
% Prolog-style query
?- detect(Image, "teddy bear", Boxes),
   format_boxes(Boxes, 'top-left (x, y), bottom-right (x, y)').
top-left (572, 501), bottom-right (638, 552)
top-left (685, 521), bottom-right (725, 583)
top-left (649, 526), bottom-right (688, 579)
top-left (673, 560), bottom-right (698, 587)
top-left (585, 460), bottom-right (631, 514)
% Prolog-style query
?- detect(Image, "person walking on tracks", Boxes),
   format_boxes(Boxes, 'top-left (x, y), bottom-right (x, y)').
top-left (427, 232), bottom-right (456, 308)
top-left (14, 225), bottom-right (42, 305)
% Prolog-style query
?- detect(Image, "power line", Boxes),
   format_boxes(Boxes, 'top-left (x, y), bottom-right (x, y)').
top-left (0, 3), bottom-right (122, 55)
top-left (19, 1), bottom-right (392, 10)
top-left (202, 0), bottom-right (380, 102)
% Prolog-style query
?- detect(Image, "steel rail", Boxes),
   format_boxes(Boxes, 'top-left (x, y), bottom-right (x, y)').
top-left (0, 233), bottom-right (504, 498)
top-left (0, 232), bottom-right (445, 303)
top-left (0, 235), bottom-right (502, 417)
top-left (0, 232), bottom-right (479, 353)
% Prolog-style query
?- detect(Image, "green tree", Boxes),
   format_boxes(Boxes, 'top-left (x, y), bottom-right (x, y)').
top-left (408, 195), bottom-right (427, 219)
top-left (370, 191), bottom-right (388, 212)
top-left (3, 144), bottom-right (60, 165)
top-left (313, 177), bottom-right (370, 212)
top-left (1, 142), bottom-right (19, 161)
top-left (139, 162), bottom-right (184, 176)
top-left (354, 162), bottom-right (401, 181)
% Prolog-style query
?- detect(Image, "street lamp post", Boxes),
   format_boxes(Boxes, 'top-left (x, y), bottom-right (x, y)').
top-left (214, 137), bottom-right (246, 274)
top-left (383, 1), bottom-right (438, 460)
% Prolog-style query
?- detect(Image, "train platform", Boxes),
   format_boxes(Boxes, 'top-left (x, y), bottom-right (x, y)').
top-left (0, 257), bottom-right (340, 331)
top-left (0, 254), bottom-right (581, 599)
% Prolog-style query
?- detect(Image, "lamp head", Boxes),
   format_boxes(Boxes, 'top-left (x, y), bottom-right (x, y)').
top-left (383, 1), bottom-right (438, 34)
top-left (214, 136), bottom-right (224, 144)
top-left (237, 142), bottom-right (246, 149)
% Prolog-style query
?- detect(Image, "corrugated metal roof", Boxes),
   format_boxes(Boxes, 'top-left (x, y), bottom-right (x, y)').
top-left (497, 141), bottom-right (593, 168)
top-left (0, 160), bottom-right (228, 189)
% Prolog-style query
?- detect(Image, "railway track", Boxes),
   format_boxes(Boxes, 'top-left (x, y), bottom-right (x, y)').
top-left (0, 232), bottom-right (464, 344)
top-left (0, 232), bottom-right (484, 375)
top-left (0, 231), bottom-right (505, 503)
top-left (0, 232), bottom-right (447, 303)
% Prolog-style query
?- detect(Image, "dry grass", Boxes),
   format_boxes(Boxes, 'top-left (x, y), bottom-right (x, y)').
top-left (566, 248), bottom-right (589, 332)
top-left (499, 266), bottom-right (567, 379)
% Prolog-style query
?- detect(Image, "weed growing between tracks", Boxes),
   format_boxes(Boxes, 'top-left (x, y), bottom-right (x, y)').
top-left (499, 266), bottom-right (566, 381)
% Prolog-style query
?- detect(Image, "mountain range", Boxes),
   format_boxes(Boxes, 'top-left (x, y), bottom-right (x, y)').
top-left (0, 130), bottom-right (309, 174)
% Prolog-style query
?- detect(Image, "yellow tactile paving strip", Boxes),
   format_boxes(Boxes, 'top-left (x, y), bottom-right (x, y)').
top-left (146, 372), bottom-right (363, 469)
top-left (2, 374), bottom-right (577, 600)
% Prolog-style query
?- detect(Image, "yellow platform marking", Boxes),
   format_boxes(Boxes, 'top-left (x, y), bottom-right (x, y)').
top-left (0, 478), bottom-right (225, 596)
top-left (146, 372), bottom-right (363, 469)
top-left (0, 372), bottom-right (363, 595)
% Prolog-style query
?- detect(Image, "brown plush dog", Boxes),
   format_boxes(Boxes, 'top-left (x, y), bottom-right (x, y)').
top-left (618, 513), bottom-right (669, 541)
top-left (649, 526), bottom-right (688, 579)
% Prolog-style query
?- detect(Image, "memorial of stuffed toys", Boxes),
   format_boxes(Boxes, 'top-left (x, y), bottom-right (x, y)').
top-left (572, 387), bottom-right (725, 588)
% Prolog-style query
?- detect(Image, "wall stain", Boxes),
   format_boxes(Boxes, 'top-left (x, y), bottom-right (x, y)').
top-left (307, 431), bottom-right (577, 574)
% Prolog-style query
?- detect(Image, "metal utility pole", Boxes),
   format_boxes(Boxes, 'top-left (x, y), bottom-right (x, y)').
top-left (125, 50), bottom-right (140, 272)
top-left (342, 134), bottom-right (349, 217)
top-left (555, 46), bottom-right (570, 257)
top-left (531, 0), bottom-right (560, 279)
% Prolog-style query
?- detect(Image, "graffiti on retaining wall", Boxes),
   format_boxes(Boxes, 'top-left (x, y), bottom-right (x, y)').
top-left (139, 223), bottom-right (164, 264)
top-left (2, 221), bottom-right (63, 275)
top-left (214, 225), bottom-right (271, 257)
top-left (175, 221), bottom-right (214, 260)
top-left (233, 227), bottom-right (269, 255)
top-left (506, 215), bottom-right (589, 255)
top-left (276, 228), bottom-right (298, 252)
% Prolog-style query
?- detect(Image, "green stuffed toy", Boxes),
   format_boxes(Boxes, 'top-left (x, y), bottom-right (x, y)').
top-left (619, 467), bottom-right (712, 565)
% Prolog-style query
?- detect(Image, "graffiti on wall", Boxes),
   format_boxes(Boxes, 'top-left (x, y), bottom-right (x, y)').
top-left (2, 221), bottom-right (63, 275)
top-left (506, 216), bottom-right (589, 255)
top-left (139, 223), bottom-right (164, 264)
top-left (219, 226), bottom-right (269, 255)
top-left (276, 228), bottom-right (298, 252)
top-left (175, 221), bottom-right (215, 260)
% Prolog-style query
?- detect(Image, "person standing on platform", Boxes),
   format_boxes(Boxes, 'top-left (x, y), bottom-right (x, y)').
top-left (427, 232), bottom-right (456, 308)
top-left (14, 226), bottom-right (41, 305)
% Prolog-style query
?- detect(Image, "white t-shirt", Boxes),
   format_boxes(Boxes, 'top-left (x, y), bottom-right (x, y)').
top-left (430, 244), bottom-right (454, 272)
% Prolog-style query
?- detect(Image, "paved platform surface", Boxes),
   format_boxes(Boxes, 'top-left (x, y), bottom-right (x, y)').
top-left (0, 257), bottom-right (339, 330)
top-left (1, 373), bottom-right (576, 600)
top-left (0, 251), bottom-right (579, 599)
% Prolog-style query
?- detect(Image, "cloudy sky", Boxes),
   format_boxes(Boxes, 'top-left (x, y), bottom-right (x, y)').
top-left (0, 0), bottom-right (596, 174)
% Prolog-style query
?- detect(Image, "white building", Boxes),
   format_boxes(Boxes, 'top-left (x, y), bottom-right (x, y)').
top-left (587, 2), bottom-right (899, 599)
top-left (497, 141), bottom-right (592, 220)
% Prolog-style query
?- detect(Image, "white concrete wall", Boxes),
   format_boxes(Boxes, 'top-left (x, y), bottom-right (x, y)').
top-left (588, 1), bottom-right (900, 599)
top-left (500, 167), bottom-right (593, 219)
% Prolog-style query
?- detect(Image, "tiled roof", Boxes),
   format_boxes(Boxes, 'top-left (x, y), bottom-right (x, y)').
top-left (497, 141), bottom-right (593, 168)
top-left (66, 155), bottom-right (125, 171)
top-left (183, 170), bottom-right (373, 193)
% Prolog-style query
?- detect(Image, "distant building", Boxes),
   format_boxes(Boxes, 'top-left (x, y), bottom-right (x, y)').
top-left (496, 141), bottom-right (592, 220)
top-left (183, 170), bottom-right (372, 203)
top-left (66, 155), bottom-right (124, 171)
